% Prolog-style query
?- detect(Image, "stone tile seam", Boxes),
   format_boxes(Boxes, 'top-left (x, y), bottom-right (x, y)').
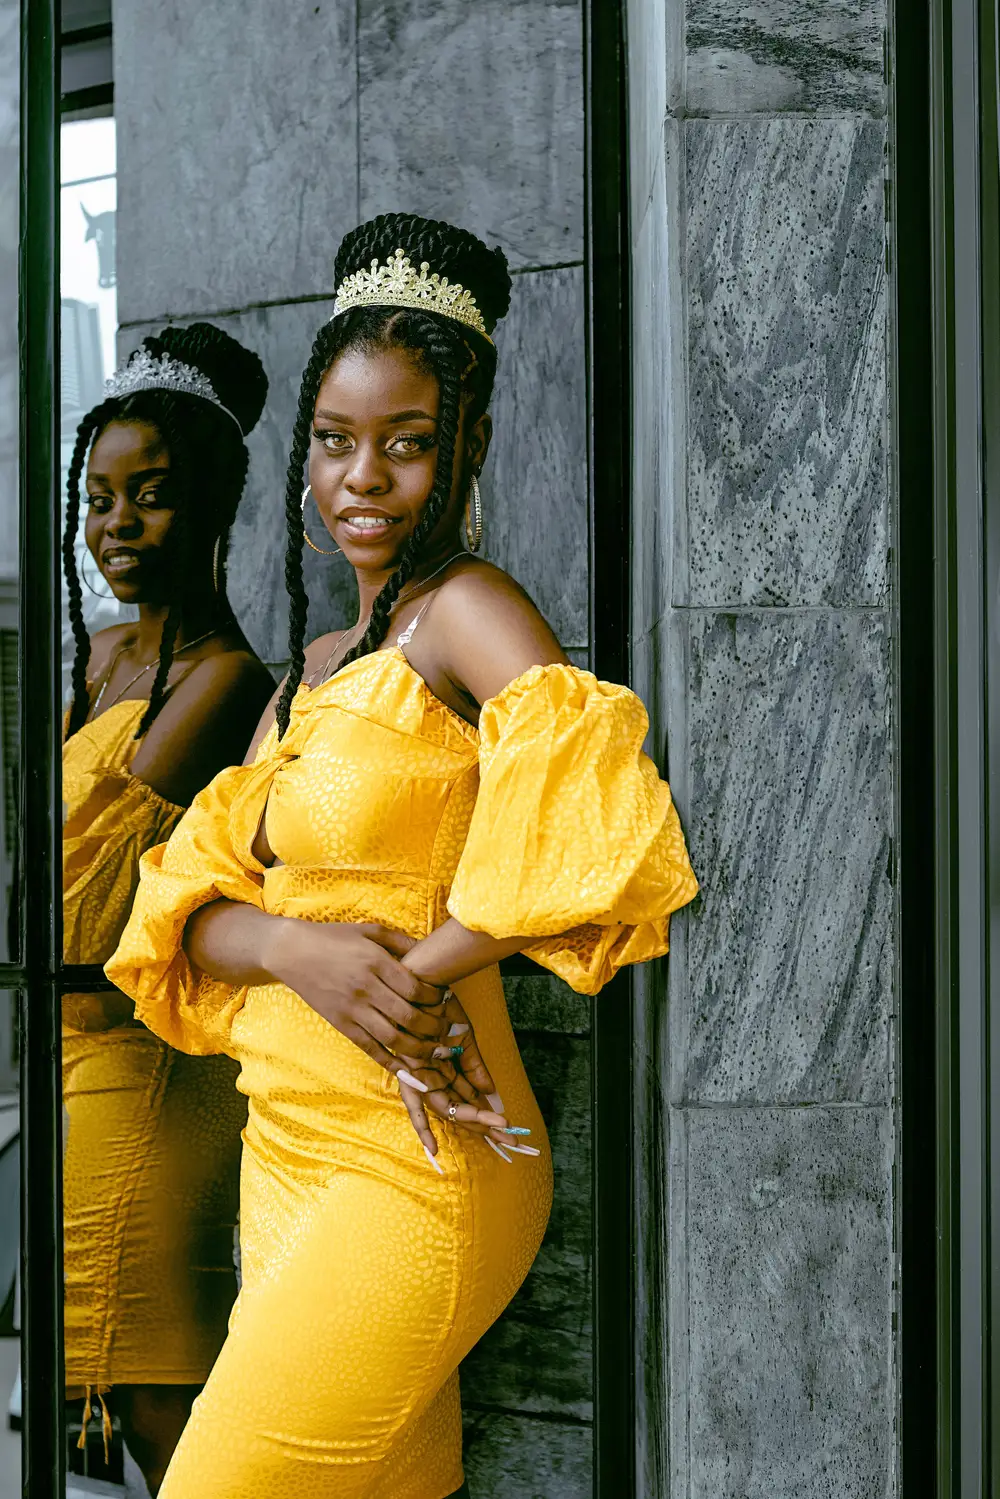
top-left (661, 108), bottom-right (887, 123)
top-left (117, 262), bottom-right (587, 332)
top-left (672, 1100), bottom-right (891, 1112)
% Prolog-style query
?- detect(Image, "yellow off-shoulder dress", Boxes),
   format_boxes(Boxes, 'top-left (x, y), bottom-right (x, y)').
top-left (107, 652), bottom-right (698, 1499)
top-left (63, 701), bottom-right (247, 1417)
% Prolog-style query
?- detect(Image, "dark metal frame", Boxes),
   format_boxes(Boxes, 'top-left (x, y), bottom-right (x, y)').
top-left (18, 2), bottom-right (637, 1496)
top-left (584, 2), bottom-right (635, 1496)
top-left (908, 0), bottom-right (1000, 1486)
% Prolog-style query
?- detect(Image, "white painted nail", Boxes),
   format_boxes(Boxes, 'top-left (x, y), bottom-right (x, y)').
top-left (505, 1143), bottom-right (541, 1156)
top-left (485, 1137), bottom-right (513, 1164)
top-left (448, 1023), bottom-right (470, 1037)
top-left (423, 1145), bottom-right (445, 1175)
top-left (397, 1069), bottom-right (429, 1094)
top-left (486, 1093), bottom-right (504, 1114)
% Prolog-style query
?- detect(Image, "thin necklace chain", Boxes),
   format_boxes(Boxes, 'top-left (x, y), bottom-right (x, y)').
top-left (316, 551), bottom-right (468, 688)
top-left (88, 625), bottom-right (221, 721)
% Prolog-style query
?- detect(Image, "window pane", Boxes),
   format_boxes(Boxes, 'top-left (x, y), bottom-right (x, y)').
top-left (60, 114), bottom-right (126, 711)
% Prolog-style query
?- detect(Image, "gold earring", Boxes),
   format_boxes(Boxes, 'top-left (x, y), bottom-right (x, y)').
top-left (465, 473), bottom-right (484, 553)
top-left (301, 485), bottom-right (342, 556)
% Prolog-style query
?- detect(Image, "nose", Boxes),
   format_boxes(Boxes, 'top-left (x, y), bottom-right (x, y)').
top-left (343, 440), bottom-right (388, 496)
top-left (103, 495), bottom-right (143, 538)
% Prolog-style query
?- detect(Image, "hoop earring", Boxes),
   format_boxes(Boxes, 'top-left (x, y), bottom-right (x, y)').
top-left (465, 473), bottom-right (484, 554)
top-left (80, 549), bottom-right (115, 599)
top-left (212, 535), bottom-right (222, 595)
top-left (302, 485), bottom-right (342, 556)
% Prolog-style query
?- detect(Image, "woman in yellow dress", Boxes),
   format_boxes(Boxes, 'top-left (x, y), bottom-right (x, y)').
top-left (107, 215), bottom-right (699, 1499)
top-left (62, 323), bottom-right (277, 1492)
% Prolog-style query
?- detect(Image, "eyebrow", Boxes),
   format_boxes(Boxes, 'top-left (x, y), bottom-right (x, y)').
top-left (313, 409), bottom-right (436, 424)
top-left (86, 466), bottom-right (171, 484)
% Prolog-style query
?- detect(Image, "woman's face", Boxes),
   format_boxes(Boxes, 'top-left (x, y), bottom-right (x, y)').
top-left (84, 419), bottom-right (180, 604)
top-left (308, 343), bottom-right (490, 572)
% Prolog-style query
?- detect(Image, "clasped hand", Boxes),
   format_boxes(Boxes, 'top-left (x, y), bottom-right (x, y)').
top-left (262, 917), bottom-right (512, 1158)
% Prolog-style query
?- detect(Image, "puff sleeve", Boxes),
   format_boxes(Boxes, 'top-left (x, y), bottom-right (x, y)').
top-left (104, 759), bottom-right (272, 1055)
top-left (446, 664), bottom-right (698, 994)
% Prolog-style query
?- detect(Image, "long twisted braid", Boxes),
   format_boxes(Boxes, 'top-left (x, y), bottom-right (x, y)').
top-left (135, 395), bottom-right (188, 737)
top-left (64, 399), bottom-right (116, 736)
top-left (274, 324), bottom-right (340, 738)
top-left (275, 214), bottom-right (512, 739)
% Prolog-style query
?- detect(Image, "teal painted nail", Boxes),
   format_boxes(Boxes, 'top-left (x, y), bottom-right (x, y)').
top-left (503, 1127), bottom-right (532, 1137)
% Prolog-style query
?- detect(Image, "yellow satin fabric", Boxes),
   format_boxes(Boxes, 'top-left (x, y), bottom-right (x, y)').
top-left (63, 701), bottom-right (246, 1393)
top-left (108, 652), bottom-right (697, 1497)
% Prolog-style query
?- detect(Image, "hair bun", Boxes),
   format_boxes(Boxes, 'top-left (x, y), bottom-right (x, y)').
top-left (141, 322), bottom-right (269, 437)
top-left (334, 214), bottom-right (513, 335)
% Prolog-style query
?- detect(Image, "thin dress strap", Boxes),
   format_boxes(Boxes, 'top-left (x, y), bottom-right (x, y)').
top-left (395, 550), bottom-right (469, 650)
top-left (396, 597), bottom-right (435, 649)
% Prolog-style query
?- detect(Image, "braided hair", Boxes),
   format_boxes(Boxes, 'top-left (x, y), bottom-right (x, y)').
top-left (64, 322), bottom-right (268, 738)
top-left (275, 214), bottom-right (512, 738)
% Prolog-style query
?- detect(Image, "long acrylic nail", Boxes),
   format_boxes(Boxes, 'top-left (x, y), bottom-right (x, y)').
top-left (423, 1145), bottom-right (444, 1175)
top-left (448, 1023), bottom-right (470, 1037)
top-left (505, 1143), bottom-right (541, 1156)
top-left (397, 1069), bottom-right (429, 1094)
top-left (433, 1044), bottom-right (465, 1059)
top-left (502, 1127), bottom-right (531, 1137)
top-left (486, 1093), bottom-right (504, 1114)
top-left (485, 1137), bottom-right (512, 1164)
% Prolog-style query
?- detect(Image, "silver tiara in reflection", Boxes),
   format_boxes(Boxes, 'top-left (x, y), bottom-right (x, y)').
top-left (103, 349), bottom-right (245, 432)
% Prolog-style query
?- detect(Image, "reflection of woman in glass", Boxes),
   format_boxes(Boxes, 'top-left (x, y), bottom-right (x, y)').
top-left (109, 216), bottom-right (699, 1498)
top-left (62, 324), bottom-right (275, 1493)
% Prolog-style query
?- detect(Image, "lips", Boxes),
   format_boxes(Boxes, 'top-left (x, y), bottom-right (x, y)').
top-left (335, 509), bottom-right (402, 543)
top-left (101, 547), bottom-right (143, 575)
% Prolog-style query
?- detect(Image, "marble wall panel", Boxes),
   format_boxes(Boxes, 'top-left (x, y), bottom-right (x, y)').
top-left (505, 973), bottom-right (591, 1037)
top-left (486, 267), bottom-right (588, 648)
top-left (677, 609), bottom-right (892, 1104)
top-left (462, 1032), bottom-right (592, 1419)
top-left (114, 0), bottom-right (358, 324)
top-left (680, 1106), bottom-right (894, 1499)
top-left (0, 0), bottom-right (17, 578)
top-left (684, 117), bottom-right (887, 608)
top-left (462, 1410), bottom-right (592, 1499)
top-left (687, 0), bottom-right (885, 115)
top-left (357, 0), bottom-right (583, 270)
top-left (626, 0), bottom-right (667, 218)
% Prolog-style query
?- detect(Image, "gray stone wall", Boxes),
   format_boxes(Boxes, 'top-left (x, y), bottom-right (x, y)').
top-left (627, 2), bottom-right (895, 1495)
top-left (114, 3), bottom-right (591, 1493)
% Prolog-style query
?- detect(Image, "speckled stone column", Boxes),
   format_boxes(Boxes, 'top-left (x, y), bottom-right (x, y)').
top-left (627, 2), bottom-right (894, 1495)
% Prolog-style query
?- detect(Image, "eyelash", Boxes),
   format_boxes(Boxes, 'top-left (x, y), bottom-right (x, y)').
top-left (86, 487), bottom-right (164, 511)
top-left (313, 430), bottom-right (435, 456)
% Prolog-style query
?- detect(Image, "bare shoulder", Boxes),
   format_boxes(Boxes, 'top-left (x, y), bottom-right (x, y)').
top-left (429, 560), bottom-right (568, 704)
top-left (181, 647), bottom-right (275, 702)
top-left (435, 560), bottom-right (562, 648)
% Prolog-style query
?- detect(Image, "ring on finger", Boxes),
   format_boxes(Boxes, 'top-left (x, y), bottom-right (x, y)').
top-left (447, 1103), bottom-right (459, 1122)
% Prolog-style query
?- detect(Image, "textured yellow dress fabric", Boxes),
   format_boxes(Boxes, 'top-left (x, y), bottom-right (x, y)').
top-left (63, 701), bottom-right (247, 1394)
top-left (108, 653), bottom-right (698, 1498)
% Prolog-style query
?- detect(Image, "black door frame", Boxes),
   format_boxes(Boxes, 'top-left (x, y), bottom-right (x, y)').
top-left (897, 0), bottom-right (1000, 1488)
top-left (17, 2), bottom-right (637, 1494)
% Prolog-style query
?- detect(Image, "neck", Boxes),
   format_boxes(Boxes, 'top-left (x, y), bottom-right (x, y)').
top-left (132, 596), bottom-right (221, 660)
top-left (352, 534), bottom-right (465, 624)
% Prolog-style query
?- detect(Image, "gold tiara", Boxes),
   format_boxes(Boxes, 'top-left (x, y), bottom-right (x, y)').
top-left (331, 248), bottom-right (492, 342)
